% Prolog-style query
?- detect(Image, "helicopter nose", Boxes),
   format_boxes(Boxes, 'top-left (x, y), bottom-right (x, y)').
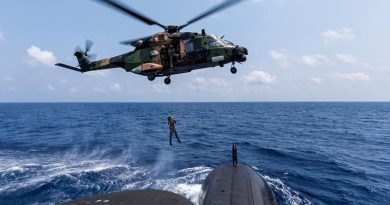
top-left (243, 47), bottom-right (248, 55)
top-left (233, 45), bottom-right (248, 62)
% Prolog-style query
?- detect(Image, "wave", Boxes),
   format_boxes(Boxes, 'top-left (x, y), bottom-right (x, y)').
top-left (265, 175), bottom-right (312, 205)
top-left (1, 152), bottom-right (311, 205)
top-left (1, 153), bottom-right (312, 205)
top-left (251, 166), bottom-right (313, 205)
top-left (0, 145), bottom-right (210, 205)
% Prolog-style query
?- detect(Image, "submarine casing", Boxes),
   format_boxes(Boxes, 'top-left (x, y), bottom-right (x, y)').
top-left (60, 164), bottom-right (277, 205)
top-left (61, 189), bottom-right (193, 205)
top-left (200, 163), bottom-right (277, 205)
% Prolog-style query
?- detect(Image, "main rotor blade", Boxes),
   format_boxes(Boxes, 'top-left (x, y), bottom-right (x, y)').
top-left (120, 35), bottom-right (152, 47)
top-left (96, 0), bottom-right (167, 30)
top-left (178, 0), bottom-right (243, 30)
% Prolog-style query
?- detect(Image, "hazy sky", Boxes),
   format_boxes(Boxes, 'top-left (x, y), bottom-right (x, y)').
top-left (1, 0), bottom-right (389, 102)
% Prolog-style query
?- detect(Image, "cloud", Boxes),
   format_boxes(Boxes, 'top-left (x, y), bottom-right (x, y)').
top-left (92, 87), bottom-right (105, 93)
top-left (274, 0), bottom-right (285, 6)
top-left (27, 45), bottom-right (57, 66)
top-left (3, 77), bottom-right (14, 81)
top-left (301, 54), bottom-right (329, 67)
top-left (244, 70), bottom-right (276, 85)
top-left (85, 70), bottom-right (110, 77)
top-left (330, 72), bottom-right (370, 81)
top-left (323, 28), bottom-right (355, 45)
top-left (209, 78), bottom-right (229, 88)
top-left (0, 32), bottom-right (4, 41)
top-left (188, 77), bottom-right (231, 90)
top-left (335, 53), bottom-right (358, 64)
top-left (301, 55), bottom-right (318, 67)
top-left (309, 77), bottom-right (323, 85)
top-left (151, 84), bottom-right (170, 93)
top-left (109, 83), bottom-right (122, 92)
top-left (188, 77), bottom-right (208, 90)
top-left (270, 49), bottom-right (289, 68)
top-left (47, 84), bottom-right (55, 90)
top-left (271, 51), bottom-right (331, 68)
top-left (69, 87), bottom-right (77, 93)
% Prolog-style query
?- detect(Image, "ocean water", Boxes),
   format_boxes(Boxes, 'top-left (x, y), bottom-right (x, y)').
top-left (0, 103), bottom-right (389, 205)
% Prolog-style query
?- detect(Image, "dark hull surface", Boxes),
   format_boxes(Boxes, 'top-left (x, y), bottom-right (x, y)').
top-left (201, 163), bottom-right (277, 205)
top-left (61, 163), bottom-right (276, 205)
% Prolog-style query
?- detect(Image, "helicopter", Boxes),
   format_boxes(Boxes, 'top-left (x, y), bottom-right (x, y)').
top-left (55, 0), bottom-right (248, 85)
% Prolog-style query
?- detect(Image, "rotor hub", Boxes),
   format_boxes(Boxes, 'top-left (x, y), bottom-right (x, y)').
top-left (166, 25), bottom-right (179, 33)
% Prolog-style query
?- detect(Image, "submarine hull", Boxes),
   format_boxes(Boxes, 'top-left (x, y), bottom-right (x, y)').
top-left (200, 163), bottom-right (277, 205)
top-left (61, 189), bottom-right (193, 205)
top-left (61, 164), bottom-right (277, 205)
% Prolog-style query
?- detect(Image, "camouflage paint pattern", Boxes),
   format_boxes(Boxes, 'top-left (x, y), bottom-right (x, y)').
top-left (75, 31), bottom-right (246, 77)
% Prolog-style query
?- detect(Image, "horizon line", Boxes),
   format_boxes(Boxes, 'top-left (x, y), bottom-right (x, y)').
top-left (1, 101), bottom-right (390, 103)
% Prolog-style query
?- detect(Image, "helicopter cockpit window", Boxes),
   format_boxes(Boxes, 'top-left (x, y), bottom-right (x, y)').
top-left (223, 40), bottom-right (234, 46)
top-left (208, 35), bottom-right (224, 48)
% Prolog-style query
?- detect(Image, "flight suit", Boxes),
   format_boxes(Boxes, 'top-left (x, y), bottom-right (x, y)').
top-left (168, 117), bottom-right (181, 146)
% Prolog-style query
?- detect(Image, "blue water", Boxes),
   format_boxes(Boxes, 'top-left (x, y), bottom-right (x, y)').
top-left (0, 103), bottom-right (389, 205)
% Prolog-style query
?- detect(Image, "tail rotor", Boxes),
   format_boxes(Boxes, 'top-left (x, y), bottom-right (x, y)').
top-left (56, 40), bottom-right (97, 72)
top-left (74, 40), bottom-right (96, 61)
top-left (73, 40), bottom-right (97, 70)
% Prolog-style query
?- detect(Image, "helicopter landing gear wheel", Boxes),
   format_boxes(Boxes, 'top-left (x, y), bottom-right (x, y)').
top-left (230, 66), bottom-right (237, 74)
top-left (147, 73), bottom-right (156, 81)
top-left (164, 77), bottom-right (171, 85)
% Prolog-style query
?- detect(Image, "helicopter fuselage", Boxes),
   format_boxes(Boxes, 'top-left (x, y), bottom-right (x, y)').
top-left (127, 32), bottom-right (247, 76)
top-left (72, 31), bottom-right (247, 83)
top-left (55, 0), bottom-right (248, 84)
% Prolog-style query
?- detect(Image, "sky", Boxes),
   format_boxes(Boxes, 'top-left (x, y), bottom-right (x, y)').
top-left (0, 0), bottom-right (390, 102)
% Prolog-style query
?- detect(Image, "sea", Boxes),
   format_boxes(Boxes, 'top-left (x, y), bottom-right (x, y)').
top-left (0, 103), bottom-right (389, 205)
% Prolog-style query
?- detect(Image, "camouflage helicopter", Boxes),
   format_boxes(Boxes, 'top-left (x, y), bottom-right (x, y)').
top-left (56, 0), bottom-right (248, 84)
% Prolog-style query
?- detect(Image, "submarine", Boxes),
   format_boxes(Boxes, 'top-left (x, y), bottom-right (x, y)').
top-left (61, 144), bottom-right (277, 205)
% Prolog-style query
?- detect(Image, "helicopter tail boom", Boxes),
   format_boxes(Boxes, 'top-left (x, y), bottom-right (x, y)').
top-left (55, 40), bottom-right (106, 73)
top-left (55, 63), bottom-right (84, 72)
top-left (56, 53), bottom-right (124, 73)
top-left (55, 51), bottom-right (92, 73)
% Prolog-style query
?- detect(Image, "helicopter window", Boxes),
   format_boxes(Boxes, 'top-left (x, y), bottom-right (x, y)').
top-left (186, 42), bottom-right (194, 53)
top-left (208, 35), bottom-right (224, 48)
top-left (186, 40), bottom-right (201, 53)
top-left (223, 40), bottom-right (234, 46)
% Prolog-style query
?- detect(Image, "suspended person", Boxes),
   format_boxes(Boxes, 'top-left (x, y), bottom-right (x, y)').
top-left (168, 116), bottom-right (181, 146)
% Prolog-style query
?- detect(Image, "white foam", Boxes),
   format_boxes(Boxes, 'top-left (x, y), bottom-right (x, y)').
top-left (174, 183), bottom-right (203, 205)
top-left (126, 165), bottom-right (211, 205)
top-left (263, 174), bottom-right (313, 205)
top-left (1, 148), bottom-right (312, 205)
top-left (0, 159), bottom-right (144, 196)
top-left (2, 165), bottom-right (26, 173)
